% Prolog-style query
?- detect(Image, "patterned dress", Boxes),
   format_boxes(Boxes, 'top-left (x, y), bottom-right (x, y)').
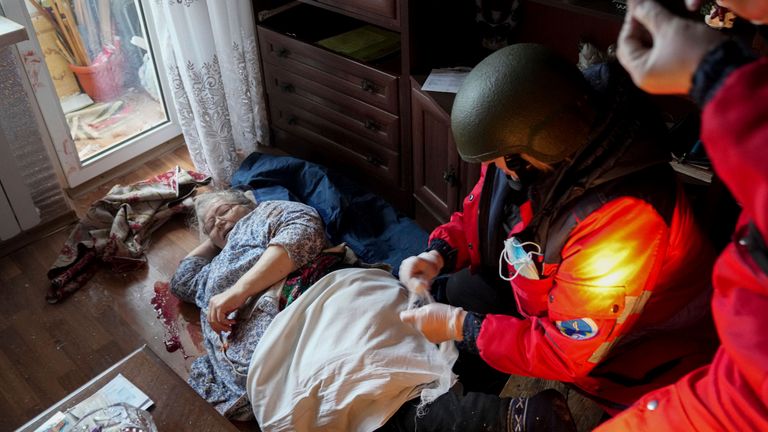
top-left (170, 200), bottom-right (327, 419)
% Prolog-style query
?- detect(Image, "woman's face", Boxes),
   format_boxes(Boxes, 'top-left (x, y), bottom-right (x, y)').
top-left (203, 201), bottom-right (251, 248)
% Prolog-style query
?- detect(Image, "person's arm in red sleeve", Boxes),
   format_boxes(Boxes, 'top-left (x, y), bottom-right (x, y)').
top-left (462, 197), bottom-right (669, 382)
top-left (427, 165), bottom-right (489, 272)
top-left (600, 50), bottom-right (768, 432)
top-left (699, 56), bottom-right (768, 240)
top-left (602, 1), bottom-right (768, 429)
top-left (597, 285), bottom-right (768, 432)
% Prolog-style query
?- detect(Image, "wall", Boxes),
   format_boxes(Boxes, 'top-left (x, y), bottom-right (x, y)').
top-left (0, 44), bottom-right (71, 224)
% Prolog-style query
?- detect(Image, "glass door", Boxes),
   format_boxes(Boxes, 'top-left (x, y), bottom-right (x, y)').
top-left (1, 0), bottom-right (180, 188)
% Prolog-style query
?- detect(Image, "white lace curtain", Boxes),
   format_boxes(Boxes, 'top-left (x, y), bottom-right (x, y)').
top-left (150, 0), bottom-right (268, 185)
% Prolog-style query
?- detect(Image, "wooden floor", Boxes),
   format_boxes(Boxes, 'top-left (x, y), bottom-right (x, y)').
top-left (0, 145), bottom-right (210, 430)
top-left (0, 144), bottom-right (603, 431)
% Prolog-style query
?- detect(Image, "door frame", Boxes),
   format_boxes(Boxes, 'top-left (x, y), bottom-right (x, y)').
top-left (0, 0), bottom-right (181, 188)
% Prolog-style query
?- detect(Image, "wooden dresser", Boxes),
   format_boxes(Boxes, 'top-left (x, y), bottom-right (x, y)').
top-left (252, 0), bottom-right (634, 230)
top-left (255, 1), bottom-right (410, 209)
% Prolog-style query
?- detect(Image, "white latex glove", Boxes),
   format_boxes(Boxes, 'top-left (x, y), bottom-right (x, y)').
top-left (618, 0), bottom-right (724, 94)
top-left (400, 303), bottom-right (467, 344)
top-left (398, 250), bottom-right (444, 296)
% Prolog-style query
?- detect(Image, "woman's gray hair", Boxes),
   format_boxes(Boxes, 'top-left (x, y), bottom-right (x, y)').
top-left (193, 189), bottom-right (255, 237)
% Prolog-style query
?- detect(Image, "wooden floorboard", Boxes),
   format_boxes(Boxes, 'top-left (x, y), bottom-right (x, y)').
top-left (0, 144), bottom-right (603, 431)
top-left (0, 146), bottom-right (206, 429)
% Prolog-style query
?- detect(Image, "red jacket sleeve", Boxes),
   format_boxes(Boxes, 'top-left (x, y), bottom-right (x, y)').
top-left (428, 165), bottom-right (488, 271)
top-left (701, 58), bottom-right (768, 240)
top-left (597, 280), bottom-right (768, 431)
top-left (597, 57), bottom-right (768, 431)
top-left (477, 197), bottom-right (669, 382)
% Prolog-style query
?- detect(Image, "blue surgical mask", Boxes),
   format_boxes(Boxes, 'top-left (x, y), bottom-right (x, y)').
top-left (499, 237), bottom-right (542, 281)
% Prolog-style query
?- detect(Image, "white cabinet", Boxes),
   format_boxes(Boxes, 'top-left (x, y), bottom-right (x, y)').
top-left (0, 15), bottom-right (40, 240)
top-left (0, 126), bottom-right (41, 240)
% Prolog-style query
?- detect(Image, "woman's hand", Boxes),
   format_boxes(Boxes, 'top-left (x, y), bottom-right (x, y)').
top-left (398, 250), bottom-right (444, 296)
top-left (206, 245), bottom-right (297, 334)
top-left (207, 285), bottom-right (248, 333)
top-left (617, 0), bottom-right (724, 94)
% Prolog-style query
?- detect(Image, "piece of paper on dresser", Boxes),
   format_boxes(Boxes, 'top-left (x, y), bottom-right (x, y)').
top-left (421, 67), bottom-right (472, 93)
top-left (69, 374), bottom-right (154, 419)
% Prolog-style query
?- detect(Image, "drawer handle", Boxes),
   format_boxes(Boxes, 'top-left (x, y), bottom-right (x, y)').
top-left (360, 79), bottom-right (378, 94)
top-left (442, 166), bottom-right (458, 187)
top-left (277, 47), bottom-right (290, 58)
top-left (287, 116), bottom-right (298, 126)
top-left (365, 155), bottom-right (384, 167)
top-left (363, 119), bottom-right (380, 131)
top-left (280, 83), bottom-right (295, 93)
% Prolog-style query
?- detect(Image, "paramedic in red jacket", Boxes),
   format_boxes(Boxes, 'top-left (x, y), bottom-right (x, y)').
top-left (399, 43), bottom-right (718, 411)
top-left (596, 0), bottom-right (768, 429)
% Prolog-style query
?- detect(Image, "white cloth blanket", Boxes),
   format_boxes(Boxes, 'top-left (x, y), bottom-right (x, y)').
top-left (247, 268), bottom-right (456, 432)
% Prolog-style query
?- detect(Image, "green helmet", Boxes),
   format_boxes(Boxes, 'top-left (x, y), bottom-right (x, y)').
top-left (451, 44), bottom-right (596, 164)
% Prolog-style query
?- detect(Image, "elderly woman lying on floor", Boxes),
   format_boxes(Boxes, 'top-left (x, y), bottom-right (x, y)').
top-left (172, 189), bottom-right (574, 431)
top-left (170, 189), bottom-right (330, 419)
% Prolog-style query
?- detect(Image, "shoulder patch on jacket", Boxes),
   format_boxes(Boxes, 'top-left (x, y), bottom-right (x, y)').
top-left (555, 318), bottom-right (599, 340)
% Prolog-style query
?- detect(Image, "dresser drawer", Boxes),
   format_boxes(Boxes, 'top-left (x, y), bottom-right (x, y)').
top-left (258, 26), bottom-right (399, 114)
top-left (270, 101), bottom-right (399, 185)
top-left (301, 0), bottom-right (399, 29)
top-left (264, 65), bottom-right (399, 151)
